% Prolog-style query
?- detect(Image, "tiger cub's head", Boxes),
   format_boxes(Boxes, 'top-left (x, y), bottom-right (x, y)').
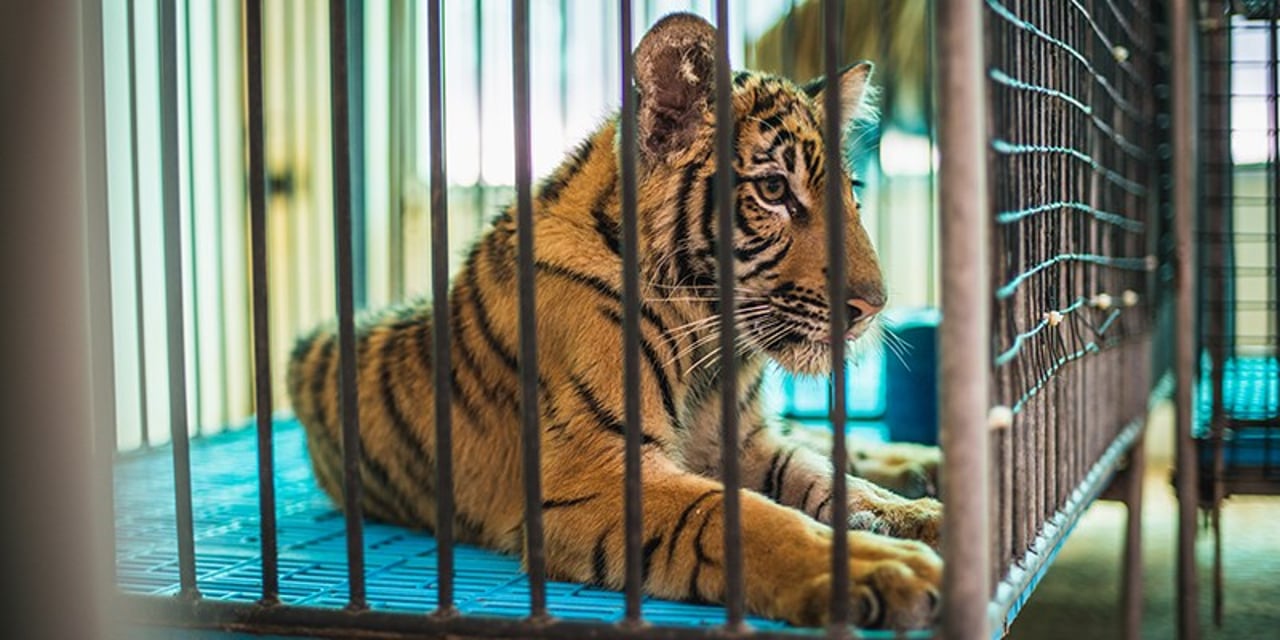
top-left (633, 13), bottom-right (885, 375)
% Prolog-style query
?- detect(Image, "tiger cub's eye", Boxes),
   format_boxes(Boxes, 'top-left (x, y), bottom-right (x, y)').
top-left (756, 175), bottom-right (790, 204)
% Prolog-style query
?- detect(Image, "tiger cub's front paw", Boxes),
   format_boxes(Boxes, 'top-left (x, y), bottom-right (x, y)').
top-left (876, 497), bottom-right (942, 550)
top-left (852, 442), bottom-right (941, 499)
top-left (776, 531), bottom-right (941, 630)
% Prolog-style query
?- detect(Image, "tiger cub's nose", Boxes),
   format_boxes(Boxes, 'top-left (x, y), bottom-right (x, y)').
top-left (847, 298), bottom-right (884, 326)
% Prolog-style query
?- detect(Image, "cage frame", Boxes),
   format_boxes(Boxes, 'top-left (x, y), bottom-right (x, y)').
top-left (80, 1), bottom-right (1175, 639)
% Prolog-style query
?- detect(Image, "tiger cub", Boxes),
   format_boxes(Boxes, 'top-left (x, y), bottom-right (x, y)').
top-left (288, 13), bottom-right (941, 629)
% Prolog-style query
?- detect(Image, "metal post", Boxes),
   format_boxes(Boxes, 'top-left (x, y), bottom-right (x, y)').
top-left (821, 0), bottom-right (850, 633)
top-left (244, 0), bottom-right (279, 604)
top-left (426, 0), bottom-right (456, 617)
top-left (83, 0), bottom-right (120, 614)
top-left (328, 0), bottom-right (368, 609)
top-left (512, 0), bottom-right (548, 620)
top-left (158, 0), bottom-right (200, 600)
top-left (125, 0), bottom-right (152, 450)
top-left (713, 0), bottom-right (744, 631)
top-left (1121, 432), bottom-right (1146, 640)
top-left (0, 3), bottom-right (103, 635)
top-left (936, 1), bottom-right (991, 639)
top-left (619, 0), bottom-right (645, 626)
top-left (1170, 0), bottom-right (1201, 638)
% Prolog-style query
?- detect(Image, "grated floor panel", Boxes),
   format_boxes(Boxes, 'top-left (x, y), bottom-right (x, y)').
top-left (114, 418), bottom-right (789, 629)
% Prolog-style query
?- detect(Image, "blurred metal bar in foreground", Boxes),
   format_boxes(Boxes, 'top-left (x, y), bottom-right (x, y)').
top-left (1170, 0), bottom-right (1200, 638)
top-left (936, 0), bottom-right (991, 638)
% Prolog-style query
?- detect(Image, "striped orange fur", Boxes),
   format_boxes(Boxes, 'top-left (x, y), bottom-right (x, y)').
top-left (288, 13), bottom-right (941, 629)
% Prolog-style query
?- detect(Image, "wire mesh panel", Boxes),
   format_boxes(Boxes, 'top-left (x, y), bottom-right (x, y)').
top-left (1196, 0), bottom-right (1280, 500)
top-left (983, 0), bottom-right (1158, 629)
top-left (1194, 1), bottom-right (1280, 627)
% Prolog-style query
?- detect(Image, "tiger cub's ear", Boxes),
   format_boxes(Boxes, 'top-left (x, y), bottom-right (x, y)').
top-left (802, 61), bottom-right (878, 132)
top-left (633, 13), bottom-right (716, 160)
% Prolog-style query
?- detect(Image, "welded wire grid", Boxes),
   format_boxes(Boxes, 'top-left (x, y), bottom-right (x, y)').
top-left (1196, 1), bottom-right (1280, 498)
top-left (984, 0), bottom-right (1156, 611)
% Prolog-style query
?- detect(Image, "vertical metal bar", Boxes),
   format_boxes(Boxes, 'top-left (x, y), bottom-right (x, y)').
top-left (210, 5), bottom-right (231, 428)
top-left (512, 0), bottom-right (547, 619)
top-left (937, 0), bottom-right (991, 637)
top-left (3, 5), bottom-right (102, 636)
top-left (1202, 5), bottom-right (1231, 627)
top-left (159, 0), bottom-right (200, 600)
top-left (474, 0), bottom-right (485, 190)
top-left (1271, 1), bottom-right (1280, 368)
top-left (329, 0), bottom-right (368, 609)
top-left (781, 0), bottom-right (797, 80)
top-left (126, 0), bottom-right (151, 450)
top-left (426, 0), bottom-right (456, 615)
top-left (820, 0), bottom-right (849, 632)
top-left (619, 0), bottom-right (644, 626)
top-left (558, 0), bottom-right (569, 135)
top-left (83, 0), bottom-right (119, 597)
top-left (388, 0), bottom-right (406, 302)
top-left (1170, 0), bottom-right (1200, 638)
top-left (925, 0), bottom-right (938, 306)
top-left (182, 0), bottom-right (205, 437)
top-left (713, 0), bottom-right (744, 631)
top-left (1121, 432), bottom-right (1146, 640)
top-left (244, 0), bottom-right (279, 604)
top-left (338, 0), bottom-right (368, 310)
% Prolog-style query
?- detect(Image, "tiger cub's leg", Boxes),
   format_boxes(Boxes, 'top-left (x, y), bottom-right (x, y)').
top-left (785, 421), bottom-right (942, 500)
top-left (540, 459), bottom-right (941, 629)
top-left (742, 426), bottom-right (941, 548)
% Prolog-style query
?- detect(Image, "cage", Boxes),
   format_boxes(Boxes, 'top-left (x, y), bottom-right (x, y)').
top-left (1179, 0), bottom-right (1280, 632)
top-left (51, 0), bottom-right (1186, 638)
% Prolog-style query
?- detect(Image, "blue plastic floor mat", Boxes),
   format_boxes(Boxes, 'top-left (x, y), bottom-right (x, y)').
top-left (1195, 356), bottom-right (1280, 469)
top-left (113, 418), bottom-right (789, 629)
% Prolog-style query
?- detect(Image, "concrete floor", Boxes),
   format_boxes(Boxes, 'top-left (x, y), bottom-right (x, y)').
top-left (1009, 403), bottom-right (1280, 639)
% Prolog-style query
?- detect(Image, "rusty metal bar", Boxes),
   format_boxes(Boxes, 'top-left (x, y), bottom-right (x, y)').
top-left (937, 1), bottom-right (992, 638)
top-left (511, 0), bottom-right (547, 619)
top-left (1170, 0), bottom-right (1201, 638)
top-left (1121, 431), bottom-right (1146, 640)
top-left (713, 0), bottom-right (744, 630)
top-left (821, 0), bottom-right (849, 632)
top-left (328, 0), bottom-right (368, 609)
top-left (426, 0), bottom-right (456, 615)
top-left (619, 0), bottom-right (644, 626)
top-left (244, 0), bottom-right (279, 604)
